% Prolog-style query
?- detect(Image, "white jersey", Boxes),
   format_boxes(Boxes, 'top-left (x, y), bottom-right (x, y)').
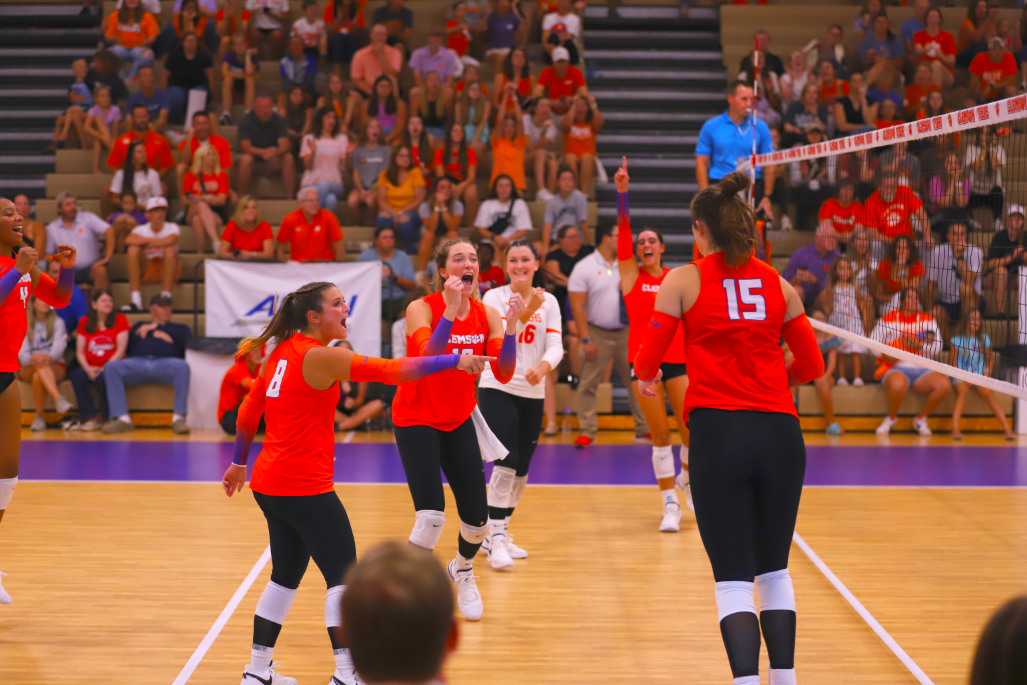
top-left (480, 286), bottom-right (564, 399)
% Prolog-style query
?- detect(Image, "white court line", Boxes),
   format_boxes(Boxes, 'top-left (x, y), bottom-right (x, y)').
top-left (343, 431), bottom-right (355, 443)
top-left (793, 532), bottom-right (935, 685)
top-left (172, 546), bottom-right (271, 685)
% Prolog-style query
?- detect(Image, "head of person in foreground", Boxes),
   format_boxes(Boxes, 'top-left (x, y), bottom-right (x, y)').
top-left (341, 541), bottom-right (458, 685)
top-left (690, 171), bottom-right (760, 268)
top-left (969, 594), bottom-right (1027, 685)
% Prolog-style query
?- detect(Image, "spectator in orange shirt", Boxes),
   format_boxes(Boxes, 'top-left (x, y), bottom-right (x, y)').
top-left (534, 47), bottom-right (586, 115)
top-left (904, 63), bottom-right (940, 119)
top-left (490, 85), bottom-right (528, 192)
top-left (105, 0), bottom-right (159, 80)
top-left (969, 36), bottom-right (1018, 104)
top-left (912, 7), bottom-right (956, 88)
top-left (561, 94), bottom-right (603, 194)
top-left (218, 339), bottom-right (264, 434)
top-left (182, 143), bottom-right (230, 254)
top-left (276, 186), bottom-right (346, 262)
top-left (349, 23), bottom-right (404, 99)
top-left (817, 59), bottom-right (849, 109)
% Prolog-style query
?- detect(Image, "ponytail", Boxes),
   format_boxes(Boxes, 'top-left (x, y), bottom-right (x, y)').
top-left (239, 281), bottom-right (335, 359)
top-left (689, 171), bottom-right (759, 269)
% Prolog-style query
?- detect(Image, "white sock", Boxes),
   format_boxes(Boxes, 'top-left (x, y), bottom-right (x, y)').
top-left (455, 553), bottom-right (474, 571)
top-left (161, 290), bottom-right (172, 298)
top-left (334, 647), bottom-right (355, 676)
top-left (733, 677), bottom-right (760, 685)
top-left (118, 414), bottom-right (132, 424)
top-left (490, 517), bottom-right (508, 537)
top-left (769, 668), bottom-right (797, 685)
top-left (172, 413), bottom-right (185, 423)
top-left (661, 488), bottom-right (679, 507)
top-left (130, 290), bottom-right (142, 308)
top-left (250, 644), bottom-right (272, 672)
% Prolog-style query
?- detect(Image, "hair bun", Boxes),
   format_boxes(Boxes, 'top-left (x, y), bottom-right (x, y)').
top-left (719, 171), bottom-right (752, 198)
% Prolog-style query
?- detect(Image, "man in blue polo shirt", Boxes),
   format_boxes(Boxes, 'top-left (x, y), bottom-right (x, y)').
top-left (696, 81), bottom-right (775, 218)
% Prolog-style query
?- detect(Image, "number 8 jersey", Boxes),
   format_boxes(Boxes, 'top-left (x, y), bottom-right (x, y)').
top-left (682, 252), bottom-right (796, 419)
top-left (479, 285), bottom-right (564, 399)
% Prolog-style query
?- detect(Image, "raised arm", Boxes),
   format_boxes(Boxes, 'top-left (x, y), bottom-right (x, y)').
top-left (614, 157), bottom-right (639, 292)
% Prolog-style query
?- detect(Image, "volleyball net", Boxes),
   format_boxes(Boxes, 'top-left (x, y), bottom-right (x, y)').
top-left (752, 94), bottom-right (1027, 402)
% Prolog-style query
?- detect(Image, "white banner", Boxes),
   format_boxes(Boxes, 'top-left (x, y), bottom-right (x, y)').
top-left (205, 261), bottom-right (382, 357)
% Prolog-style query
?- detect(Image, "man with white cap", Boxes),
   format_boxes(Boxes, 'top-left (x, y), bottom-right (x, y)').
top-left (534, 46), bottom-right (586, 115)
top-left (122, 196), bottom-right (181, 312)
top-left (985, 204), bottom-right (1025, 316)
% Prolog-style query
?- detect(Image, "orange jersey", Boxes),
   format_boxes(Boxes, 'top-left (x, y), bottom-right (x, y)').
top-left (624, 268), bottom-right (686, 363)
top-left (0, 256), bottom-right (67, 372)
top-left (249, 335), bottom-right (339, 496)
top-left (679, 253), bottom-right (796, 420)
top-left (392, 292), bottom-right (488, 430)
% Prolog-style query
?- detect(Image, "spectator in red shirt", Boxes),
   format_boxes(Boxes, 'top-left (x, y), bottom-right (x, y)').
top-left (446, 1), bottom-right (475, 66)
top-left (182, 143), bottom-right (231, 254)
top-left (817, 59), bottom-right (849, 108)
top-left (218, 338), bottom-right (264, 434)
top-left (69, 289), bottom-right (130, 430)
top-left (103, 104), bottom-right (174, 204)
top-left (217, 195), bottom-right (275, 260)
top-left (904, 63), bottom-right (940, 118)
top-left (434, 122), bottom-right (479, 226)
top-left (477, 240), bottom-right (506, 293)
top-left (176, 111), bottom-right (232, 197)
top-left (874, 235), bottom-right (925, 313)
top-left (861, 172), bottom-right (930, 243)
top-left (912, 7), bottom-right (956, 88)
top-left (276, 187), bottom-right (346, 262)
top-left (969, 36), bottom-right (1018, 103)
top-left (534, 47), bottom-right (586, 115)
top-left (818, 179), bottom-right (862, 244)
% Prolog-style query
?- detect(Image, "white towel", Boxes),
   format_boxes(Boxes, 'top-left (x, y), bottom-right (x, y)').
top-left (471, 406), bottom-right (509, 463)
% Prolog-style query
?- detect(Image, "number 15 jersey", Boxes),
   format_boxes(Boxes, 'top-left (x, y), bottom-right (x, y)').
top-left (682, 252), bottom-right (796, 419)
top-left (480, 285), bottom-right (563, 400)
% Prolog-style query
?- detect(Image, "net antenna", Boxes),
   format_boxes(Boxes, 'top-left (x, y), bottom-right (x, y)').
top-left (750, 35), bottom-right (758, 209)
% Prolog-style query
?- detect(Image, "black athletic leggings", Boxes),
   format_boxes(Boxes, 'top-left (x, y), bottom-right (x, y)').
top-left (477, 388), bottom-right (544, 477)
top-left (252, 490), bottom-right (357, 590)
top-left (393, 417), bottom-right (488, 527)
top-left (688, 408), bottom-right (806, 583)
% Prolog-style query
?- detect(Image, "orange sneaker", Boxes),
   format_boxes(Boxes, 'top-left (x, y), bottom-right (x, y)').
top-left (573, 435), bottom-right (593, 449)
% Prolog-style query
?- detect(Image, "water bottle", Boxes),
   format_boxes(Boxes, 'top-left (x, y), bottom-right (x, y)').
top-left (562, 406), bottom-right (572, 436)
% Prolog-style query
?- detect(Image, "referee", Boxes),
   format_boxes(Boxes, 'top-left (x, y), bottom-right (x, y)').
top-left (695, 81), bottom-right (775, 219)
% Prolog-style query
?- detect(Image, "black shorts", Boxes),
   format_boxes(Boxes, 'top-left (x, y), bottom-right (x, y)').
top-left (255, 27), bottom-right (279, 36)
top-left (477, 387), bottom-right (544, 476)
top-left (629, 362), bottom-right (688, 382)
top-left (0, 372), bottom-right (14, 396)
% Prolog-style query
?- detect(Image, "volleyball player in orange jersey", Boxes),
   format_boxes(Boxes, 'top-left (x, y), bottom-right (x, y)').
top-left (221, 281), bottom-right (494, 685)
top-left (613, 159), bottom-right (692, 534)
top-left (391, 238), bottom-right (524, 622)
top-left (0, 197), bottom-right (76, 605)
top-left (634, 172), bottom-right (824, 685)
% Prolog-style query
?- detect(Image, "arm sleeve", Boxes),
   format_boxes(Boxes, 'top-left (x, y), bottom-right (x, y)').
top-left (349, 353), bottom-right (460, 384)
top-left (486, 334), bottom-right (517, 384)
top-left (232, 374), bottom-right (267, 466)
top-left (0, 266), bottom-right (23, 304)
top-left (414, 317), bottom-right (454, 356)
top-left (781, 313), bottom-right (825, 387)
top-left (541, 298), bottom-right (564, 369)
top-left (34, 269), bottom-right (73, 309)
top-left (633, 310), bottom-right (682, 382)
top-left (616, 191), bottom-right (634, 262)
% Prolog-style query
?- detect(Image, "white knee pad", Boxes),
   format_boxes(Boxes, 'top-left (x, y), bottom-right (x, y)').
top-left (487, 466), bottom-right (516, 509)
top-left (460, 521), bottom-right (488, 545)
top-left (409, 509), bottom-right (446, 550)
top-left (511, 475), bottom-right (527, 507)
top-left (652, 445), bottom-right (675, 480)
top-left (325, 585), bottom-right (345, 628)
top-left (755, 569), bottom-right (796, 613)
top-left (714, 581), bottom-right (757, 622)
top-left (0, 477), bottom-right (17, 510)
top-left (255, 581), bottom-right (297, 625)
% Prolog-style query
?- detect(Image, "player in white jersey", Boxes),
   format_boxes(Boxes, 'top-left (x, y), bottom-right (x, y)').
top-left (478, 239), bottom-right (564, 569)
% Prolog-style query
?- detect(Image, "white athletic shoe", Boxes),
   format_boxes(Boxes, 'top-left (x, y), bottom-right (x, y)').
top-left (835, 377), bottom-right (849, 387)
top-left (659, 501), bottom-right (682, 532)
top-left (0, 571), bottom-right (11, 605)
top-left (447, 560), bottom-right (483, 621)
top-left (876, 416), bottom-right (898, 436)
top-left (55, 396), bottom-right (73, 414)
top-left (912, 416), bottom-right (932, 437)
top-left (485, 533), bottom-right (515, 569)
top-left (329, 668), bottom-right (363, 685)
top-left (30, 416), bottom-right (46, 432)
top-left (853, 377), bottom-right (865, 387)
top-left (240, 662), bottom-right (297, 685)
top-left (675, 470), bottom-right (694, 513)
top-left (505, 533), bottom-right (528, 559)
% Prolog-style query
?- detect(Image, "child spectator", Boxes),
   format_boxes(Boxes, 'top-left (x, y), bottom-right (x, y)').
top-left (875, 235), bottom-right (924, 314)
top-left (525, 98), bottom-right (559, 201)
top-left (19, 296), bottom-right (73, 431)
top-left (220, 33), bottom-right (258, 125)
top-left (966, 125), bottom-right (1006, 232)
top-left (913, 7), bottom-right (956, 88)
top-left (163, 32), bottom-right (216, 125)
top-left (52, 58), bottom-right (93, 150)
top-left (301, 105), bottom-right (350, 212)
top-left (123, 197), bottom-right (181, 313)
top-left (358, 75), bottom-right (407, 146)
top-left (969, 37), bottom-right (1018, 104)
top-left (105, 0), bottom-right (159, 80)
top-left (218, 339), bottom-right (264, 434)
top-left (542, 0), bottom-right (581, 65)
top-left (561, 94), bottom-right (603, 195)
top-left (217, 195), bottom-right (275, 260)
top-left (84, 85), bottom-right (122, 174)
top-left (476, 240), bottom-right (506, 292)
top-left (377, 145), bottom-right (427, 253)
top-left (348, 119), bottom-right (390, 221)
top-left (292, 0), bottom-right (328, 60)
top-left (109, 140), bottom-right (164, 218)
top-left (86, 49), bottom-right (130, 106)
top-left (475, 174), bottom-right (532, 251)
top-left (435, 122), bottom-right (478, 224)
top-left (950, 310), bottom-right (1014, 439)
top-left (246, 0), bottom-right (290, 58)
top-left (108, 191), bottom-right (146, 251)
top-left (70, 289), bottom-right (130, 431)
top-left (490, 87), bottom-right (528, 193)
top-left (817, 258), bottom-right (868, 387)
top-left (535, 47), bottom-right (586, 115)
top-left (280, 35), bottom-right (319, 99)
top-left (446, 1), bottom-right (477, 67)
top-left (457, 80), bottom-right (491, 157)
top-left (372, 0), bottom-right (414, 53)
top-left (418, 175), bottom-right (464, 272)
top-left (904, 63), bottom-right (939, 119)
top-left (809, 309), bottom-right (843, 436)
top-left (410, 72), bottom-right (449, 142)
top-left (182, 143), bottom-right (230, 254)
top-left (493, 46), bottom-right (534, 119)
top-left (403, 116), bottom-right (435, 180)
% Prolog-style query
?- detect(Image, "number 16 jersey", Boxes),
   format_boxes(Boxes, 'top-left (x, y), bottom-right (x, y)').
top-left (682, 252), bottom-right (796, 420)
top-left (480, 285), bottom-right (563, 400)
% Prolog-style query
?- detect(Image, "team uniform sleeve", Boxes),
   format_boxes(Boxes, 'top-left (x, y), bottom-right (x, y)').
top-left (781, 313), bottom-right (825, 387)
top-left (633, 310), bottom-right (683, 382)
top-left (34, 270), bottom-right (73, 309)
top-left (232, 373), bottom-right (267, 466)
top-left (616, 190), bottom-right (633, 262)
top-left (541, 295), bottom-right (564, 370)
top-left (0, 267), bottom-right (23, 304)
top-left (486, 334), bottom-right (517, 384)
top-left (349, 353), bottom-right (461, 384)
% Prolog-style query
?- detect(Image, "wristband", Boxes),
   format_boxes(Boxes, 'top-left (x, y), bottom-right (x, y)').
top-left (581, 336), bottom-right (592, 344)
